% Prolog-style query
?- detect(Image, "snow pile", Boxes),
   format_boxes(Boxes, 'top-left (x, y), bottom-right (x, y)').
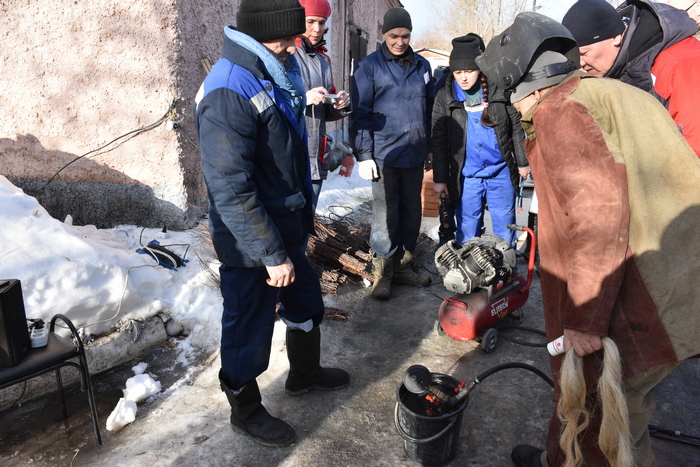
top-left (0, 170), bottom-right (371, 354)
top-left (106, 362), bottom-right (162, 432)
top-left (0, 175), bottom-right (224, 350)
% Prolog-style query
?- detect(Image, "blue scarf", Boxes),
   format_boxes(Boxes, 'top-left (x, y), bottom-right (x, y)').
top-left (225, 27), bottom-right (307, 132)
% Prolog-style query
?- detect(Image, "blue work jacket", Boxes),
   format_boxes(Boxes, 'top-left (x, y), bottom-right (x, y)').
top-left (350, 45), bottom-right (435, 168)
top-left (194, 27), bottom-right (314, 269)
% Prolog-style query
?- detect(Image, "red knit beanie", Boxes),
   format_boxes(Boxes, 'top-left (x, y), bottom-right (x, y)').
top-left (299, 0), bottom-right (332, 18)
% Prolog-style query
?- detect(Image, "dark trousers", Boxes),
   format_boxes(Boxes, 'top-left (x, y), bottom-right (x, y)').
top-left (219, 238), bottom-right (324, 390)
top-left (370, 165), bottom-right (424, 258)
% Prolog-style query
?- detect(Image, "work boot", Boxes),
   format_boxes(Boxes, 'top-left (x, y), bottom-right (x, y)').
top-left (371, 255), bottom-right (393, 300)
top-left (511, 445), bottom-right (545, 467)
top-left (219, 372), bottom-right (296, 447)
top-left (285, 327), bottom-right (350, 395)
top-left (392, 250), bottom-right (431, 286)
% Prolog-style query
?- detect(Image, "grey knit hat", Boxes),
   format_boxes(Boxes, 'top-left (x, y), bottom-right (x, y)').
top-left (382, 8), bottom-right (412, 34)
top-left (237, 0), bottom-right (306, 42)
top-left (509, 51), bottom-right (577, 103)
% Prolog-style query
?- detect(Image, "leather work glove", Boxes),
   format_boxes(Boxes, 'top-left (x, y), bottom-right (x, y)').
top-left (358, 159), bottom-right (380, 181)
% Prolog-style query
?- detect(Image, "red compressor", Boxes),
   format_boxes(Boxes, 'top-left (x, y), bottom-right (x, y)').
top-left (433, 224), bottom-right (536, 353)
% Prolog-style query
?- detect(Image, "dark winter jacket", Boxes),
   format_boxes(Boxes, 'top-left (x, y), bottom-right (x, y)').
top-left (431, 73), bottom-right (527, 200)
top-left (194, 27), bottom-right (314, 269)
top-left (610, 0), bottom-right (697, 94)
top-left (350, 44), bottom-right (435, 168)
top-left (295, 37), bottom-right (350, 180)
top-left (609, 0), bottom-right (700, 156)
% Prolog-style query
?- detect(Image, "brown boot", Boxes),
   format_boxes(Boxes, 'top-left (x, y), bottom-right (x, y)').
top-left (371, 255), bottom-right (392, 300)
top-left (392, 250), bottom-right (431, 286)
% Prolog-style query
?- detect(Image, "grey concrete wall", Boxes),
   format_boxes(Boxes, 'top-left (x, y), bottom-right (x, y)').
top-left (0, 0), bottom-right (399, 229)
top-left (0, 0), bottom-right (218, 229)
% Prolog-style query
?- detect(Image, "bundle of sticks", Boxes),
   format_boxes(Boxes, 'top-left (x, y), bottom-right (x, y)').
top-left (307, 219), bottom-right (374, 295)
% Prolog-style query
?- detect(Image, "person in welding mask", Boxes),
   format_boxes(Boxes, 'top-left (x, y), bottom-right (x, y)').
top-left (476, 12), bottom-right (700, 467)
top-left (350, 7), bottom-right (434, 300)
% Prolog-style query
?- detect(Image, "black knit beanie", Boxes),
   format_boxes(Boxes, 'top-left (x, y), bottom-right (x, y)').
top-left (237, 0), bottom-right (306, 42)
top-left (449, 35), bottom-right (482, 71)
top-left (562, 0), bottom-right (626, 47)
top-left (382, 7), bottom-right (412, 34)
top-left (466, 32), bottom-right (485, 52)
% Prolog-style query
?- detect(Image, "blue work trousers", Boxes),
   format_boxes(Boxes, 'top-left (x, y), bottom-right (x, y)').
top-left (457, 169), bottom-right (516, 244)
top-left (370, 165), bottom-right (424, 258)
top-left (219, 238), bottom-right (324, 390)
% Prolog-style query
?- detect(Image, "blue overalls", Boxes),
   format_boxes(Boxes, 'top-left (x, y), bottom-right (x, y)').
top-left (455, 82), bottom-right (516, 245)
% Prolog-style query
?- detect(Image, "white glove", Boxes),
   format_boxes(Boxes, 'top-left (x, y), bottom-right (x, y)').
top-left (358, 159), bottom-right (379, 181)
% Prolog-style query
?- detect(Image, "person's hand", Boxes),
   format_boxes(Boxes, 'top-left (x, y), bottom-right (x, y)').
top-left (433, 182), bottom-right (448, 196)
top-left (358, 160), bottom-right (380, 181)
top-left (425, 152), bottom-right (433, 171)
top-left (265, 257), bottom-right (295, 287)
top-left (518, 166), bottom-right (531, 180)
top-left (334, 90), bottom-right (350, 109)
top-left (563, 328), bottom-right (603, 357)
top-left (306, 86), bottom-right (328, 106)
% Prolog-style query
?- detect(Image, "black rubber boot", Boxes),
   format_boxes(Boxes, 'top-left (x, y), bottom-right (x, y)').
top-left (285, 327), bottom-right (350, 396)
top-left (371, 255), bottom-right (392, 300)
top-left (219, 372), bottom-right (296, 447)
top-left (511, 445), bottom-right (544, 467)
top-left (392, 250), bottom-right (431, 286)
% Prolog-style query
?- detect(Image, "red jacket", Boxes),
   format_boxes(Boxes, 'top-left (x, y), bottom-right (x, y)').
top-left (651, 37), bottom-right (700, 157)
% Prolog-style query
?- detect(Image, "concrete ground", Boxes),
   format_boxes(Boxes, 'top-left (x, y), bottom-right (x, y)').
top-left (1, 190), bottom-right (699, 466)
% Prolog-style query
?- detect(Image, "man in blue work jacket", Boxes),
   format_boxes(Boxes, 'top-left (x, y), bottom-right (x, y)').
top-left (350, 7), bottom-right (435, 300)
top-left (194, 0), bottom-right (349, 447)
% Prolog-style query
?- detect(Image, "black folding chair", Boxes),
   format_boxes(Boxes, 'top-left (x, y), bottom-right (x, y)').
top-left (0, 313), bottom-right (101, 445)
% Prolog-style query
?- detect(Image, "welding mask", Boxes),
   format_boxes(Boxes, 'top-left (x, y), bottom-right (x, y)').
top-left (476, 12), bottom-right (579, 93)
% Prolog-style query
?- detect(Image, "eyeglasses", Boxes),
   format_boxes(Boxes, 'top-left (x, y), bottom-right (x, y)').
top-left (686, 1), bottom-right (697, 11)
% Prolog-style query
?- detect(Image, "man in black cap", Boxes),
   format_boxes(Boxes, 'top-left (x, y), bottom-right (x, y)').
top-left (194, 0), bottom-right (349, 447)
top-left (562, 0), bottom-right (700, 156)
top-left (350, 7), bottom-right (435, 300)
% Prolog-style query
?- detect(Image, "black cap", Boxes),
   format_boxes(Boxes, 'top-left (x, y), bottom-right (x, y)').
top-left (237, 0), bottom-right (306, 43)
top-left (382, 7), bottom-right (412, 34)
top-left (449, 35), bottom-right (482, 71)
top-left (562, 0), bottom-right (626, 47)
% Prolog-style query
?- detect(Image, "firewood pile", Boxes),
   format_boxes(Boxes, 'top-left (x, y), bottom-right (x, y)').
top-left (307, 219), bottom-right (374, 295)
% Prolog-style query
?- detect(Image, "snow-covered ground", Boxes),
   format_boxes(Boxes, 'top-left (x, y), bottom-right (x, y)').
top-left (0, 165), bottom-right (372, 353)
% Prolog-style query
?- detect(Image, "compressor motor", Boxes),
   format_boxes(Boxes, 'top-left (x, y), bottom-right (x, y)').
top-left (434, 234), bottom-right (516, 294)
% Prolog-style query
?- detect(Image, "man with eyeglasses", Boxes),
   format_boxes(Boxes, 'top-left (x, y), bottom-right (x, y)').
top-left (562, 0), bottom-right (700, 157)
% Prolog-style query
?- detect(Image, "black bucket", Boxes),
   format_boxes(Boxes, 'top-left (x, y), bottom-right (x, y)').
top-left (395, 372), bottom-right (469, 466)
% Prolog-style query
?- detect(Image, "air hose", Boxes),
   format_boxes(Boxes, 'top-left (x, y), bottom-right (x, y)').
top-left (492, 323), bottom-right (548, 348)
